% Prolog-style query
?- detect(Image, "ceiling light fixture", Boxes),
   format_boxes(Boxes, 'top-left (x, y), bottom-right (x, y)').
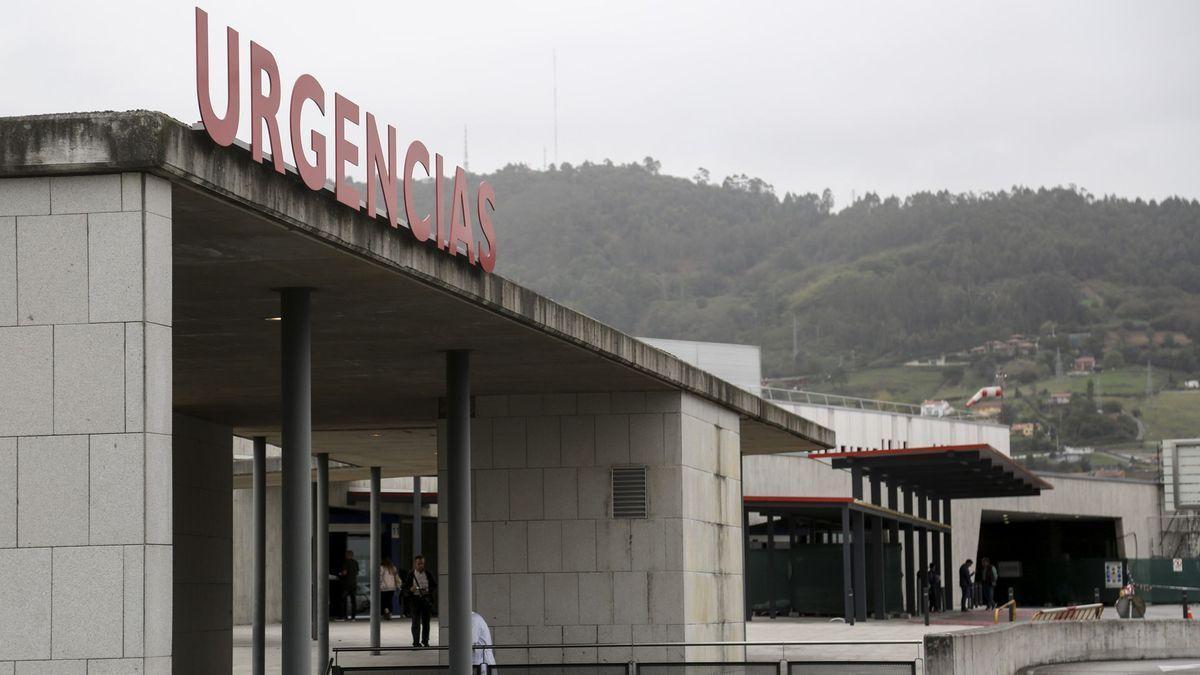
top-left (265, 316), bottom-right (281, 321)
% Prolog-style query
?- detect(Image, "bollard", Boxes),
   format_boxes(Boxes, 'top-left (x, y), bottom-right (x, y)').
top-left (1184, 591), bottom-right (1189, 620)
top-left (923, 582), bottom-right (931, 626)
top-left (1094, 588), bottom-right (1101, 604)
top-left (1008, 587), bottom-right (1016, 623)
top-left (848, 589), bottom-right (855, 626)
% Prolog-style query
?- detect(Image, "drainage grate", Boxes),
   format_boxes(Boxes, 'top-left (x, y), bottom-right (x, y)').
top-left (611, 465), bottom-right (649, 518)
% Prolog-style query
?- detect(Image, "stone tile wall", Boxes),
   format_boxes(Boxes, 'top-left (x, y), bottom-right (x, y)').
top-left (437, 391), bottom-right (745, 665)
top-left (0, 174), bottom-right (173, 673)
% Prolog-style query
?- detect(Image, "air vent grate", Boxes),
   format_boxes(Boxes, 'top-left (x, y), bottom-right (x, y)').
top-left (611, 465), bottom-right (648, 519)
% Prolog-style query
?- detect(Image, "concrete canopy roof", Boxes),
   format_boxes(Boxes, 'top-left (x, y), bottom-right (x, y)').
top-left (0, 111), bottom-right (834, 473)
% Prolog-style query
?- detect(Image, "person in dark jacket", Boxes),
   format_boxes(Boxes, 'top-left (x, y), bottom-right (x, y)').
top-left (928, 563), bottom-right (942, 612)
top-left (959, 559), bottom-right (974, 611)
top-left (405, 554), bottom-right (437, 647)
top-left (979, 557), bottom-right (998, 609)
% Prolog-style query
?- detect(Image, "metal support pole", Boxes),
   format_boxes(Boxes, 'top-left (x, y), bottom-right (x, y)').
top-left (446, 351), bottom-right (473, 673)
top-left (742, 501), bottom-right (752, 622)
top-left (252, 437), bottom-right (266, 675)
top-left (842, 506), bottom-right (854, 624)
top-left (852, 509), bottom-right (867, 622)
top-left (917, 493), bottom-right (929, 615)
top-left (370, 466), bottom-right (382, 654)
top-left (767, 514), bottom-right (777, 619)
top-left (317, 453), bottom-right (330, 670)
top-left (280, 288), bottom-right (312, 675)
top-left (873, 515), bottom-right (886, 619)
top-left (931, 499), bottom-right (942, 612)
top-left (851, 466), bottom-right (867, 621)
top-left (903, 489), bottom-right (914, 615)
top-left (942, 497), bottom-right (953, 613)
top-left (413, 475), bottom-right (423, 557)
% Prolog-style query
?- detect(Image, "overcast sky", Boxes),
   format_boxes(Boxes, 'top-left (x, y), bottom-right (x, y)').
top-left (3, 0), bottom-right (1197, 205)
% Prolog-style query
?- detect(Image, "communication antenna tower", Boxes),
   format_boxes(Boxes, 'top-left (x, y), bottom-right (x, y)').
top-left (1146, 358), bottom-right (1154, 400)
top-left (1055, 348), bottom-right (1063, 379)
top-left (552, 49), bottom-right (559, 165)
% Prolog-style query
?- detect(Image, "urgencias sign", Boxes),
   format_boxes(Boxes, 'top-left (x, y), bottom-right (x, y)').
top-left (194, 7), bottom-right (497, 272)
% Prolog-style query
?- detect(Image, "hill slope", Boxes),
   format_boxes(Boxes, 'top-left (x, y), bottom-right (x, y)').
top-left (424, 161), bottom-right (1200, 377)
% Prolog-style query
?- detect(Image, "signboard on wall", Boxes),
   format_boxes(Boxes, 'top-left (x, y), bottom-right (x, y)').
top-left (997, 561), bottom-right (1022, 578)
top-left (1174, 558), bottom-right (1184, 573)
top-left (1104, 561), bottom-right (1124, 588)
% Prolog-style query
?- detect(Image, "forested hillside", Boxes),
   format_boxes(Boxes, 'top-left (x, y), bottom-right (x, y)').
top-left (401, 160), bottom-right (1200, 377)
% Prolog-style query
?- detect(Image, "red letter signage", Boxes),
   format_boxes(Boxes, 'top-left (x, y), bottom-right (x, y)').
top-left (195, 7), bottom-right (497, 271)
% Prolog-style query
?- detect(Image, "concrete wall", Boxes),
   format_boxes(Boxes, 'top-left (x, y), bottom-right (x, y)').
top-left (925, 619), bottom-right (1200, 675)
top-left (772, 402), bottom-right (1011, 454)
top-left (436, 391), bottom-right (745, 663)
top-left (0, 174), bottom-right (173, 672)
top-left (953, 473), bottom-right (1163, 572)
top-left (232, 485), bottom-right (283, 626)
top-left (173, 415), bottom-right (233, 674)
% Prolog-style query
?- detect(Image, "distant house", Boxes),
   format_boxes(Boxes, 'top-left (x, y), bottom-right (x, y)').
top-left (921, 399), bottom-right (953, 417)
top-left (1185, 380), bottom-right (1200, 390)
top-left (1093, 468), bottom-right (1127, 479)
top-left (1011, 422), bottom-right (1040, 437)
top-left (1074, 356), bottom-right (1096, 373)
top-left (1049, 391), bottom-right (1073, 406)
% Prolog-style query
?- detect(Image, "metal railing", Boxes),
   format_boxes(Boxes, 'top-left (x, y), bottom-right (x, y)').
top-left (330, 639), bottom-right (923, 675)
top-left (760, 388), bottom-right (977, 421)
top-left (1030, 603), bottom-right (1104, 621)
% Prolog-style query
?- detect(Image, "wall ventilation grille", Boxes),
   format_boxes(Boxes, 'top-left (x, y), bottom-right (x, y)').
top-left (611, 465), bottom-right (649, 519)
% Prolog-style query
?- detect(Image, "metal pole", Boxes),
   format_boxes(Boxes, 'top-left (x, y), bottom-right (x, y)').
top-left (931, 499), bottom-right (942, 612)
top-left (447, 350), bottom-right (473, 673)
top-left (370, 466), bottom-right (382, 654)
top-left (853, 510), bottom-right (867, 622)
top-left (842, 506), bottom-right (854, 624)
top-left (767, 514), bottom-right (777, 619)
top-left (317, 453), bottom-right (330, 671)
top-left (943, 497), bottom-right (953, 613)
top-left (918, 494), bottom-right (929, 616)
top-left (280, 288), bottom-right (313, 675)
top-left (412, 475), bottom-right (423, 557)
top-left (902, 489), bottom-right (915, 616)
top-left (873, 516), bottom-right (886, 619)
top-left (252, 436), bottom-right (266, 675)
top-left (742, 501), bottom-right (752, 622)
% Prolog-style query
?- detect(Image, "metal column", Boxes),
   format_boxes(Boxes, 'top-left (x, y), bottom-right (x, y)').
top-left (413, 475), bottom-right (423, 557)
top-left (742, 502), bottom-right (752, 621)
top-left (887, 484), bottom-right (900, 614)
top-left (841, 506), bottom-right (854, 623)
top-left (446, 350), bottom-right (473, 673)
top-left (252, 436), bottom-right (266, 675)
top-left (902, 489), bottom-right (915, 615)
top-left (280, 288), bottom-right (312, 675)
top-left (766, 514), bottom-right (777, 619)
top-left (943, 497), bottom-right (953, 612)
top-left (931, 498), bottom-right (942, 611)
top-left (370, 466), bottom-right (382, 654)
top-left (851, 466), bottom-right (867, 621)
top-left (869, 476), bottom-right (885, 619)
top-left (917, 492), bottom-right (929, 613)
top-left (317, 453), bottom-right (330, 670)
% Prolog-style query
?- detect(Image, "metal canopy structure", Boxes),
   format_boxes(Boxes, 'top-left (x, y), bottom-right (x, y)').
top-left (817, 444), bottom-right (1053, 499)
top-left (744, 496), bottom-right (948, 533)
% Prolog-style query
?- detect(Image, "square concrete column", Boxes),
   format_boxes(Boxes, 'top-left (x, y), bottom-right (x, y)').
top-left (0, 174), bottom-right (173, 672)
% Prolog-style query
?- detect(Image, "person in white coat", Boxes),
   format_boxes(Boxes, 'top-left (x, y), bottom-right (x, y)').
top-left (471, 611), bottom-right (497, 672)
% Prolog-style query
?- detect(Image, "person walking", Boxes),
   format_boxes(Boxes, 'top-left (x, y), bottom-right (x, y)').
top-left (380, 557), bottom-right (399, 620)
top-left (471, 611), bottom-right (497, 673)
top-left (406, 554), bottom-right (436, 647)
top-left (958, 559), bottom-right (974, 612)
top-left (338, 549), bottom-right (361, 621)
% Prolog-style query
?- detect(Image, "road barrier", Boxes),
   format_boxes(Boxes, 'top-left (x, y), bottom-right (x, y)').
top-left (1029, 603), bottom-right (1104, 621)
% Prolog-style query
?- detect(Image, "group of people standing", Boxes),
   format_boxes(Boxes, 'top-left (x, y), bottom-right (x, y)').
top-left (918, 558), bottom-right (999, 612)
top-left (335, 550), bottom-right (437, 647)
top-left (958, 557), bottom-right (1000, 611)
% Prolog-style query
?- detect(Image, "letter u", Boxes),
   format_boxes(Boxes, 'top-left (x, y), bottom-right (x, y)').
top-left (195, 7), bottom-right (240, 146)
